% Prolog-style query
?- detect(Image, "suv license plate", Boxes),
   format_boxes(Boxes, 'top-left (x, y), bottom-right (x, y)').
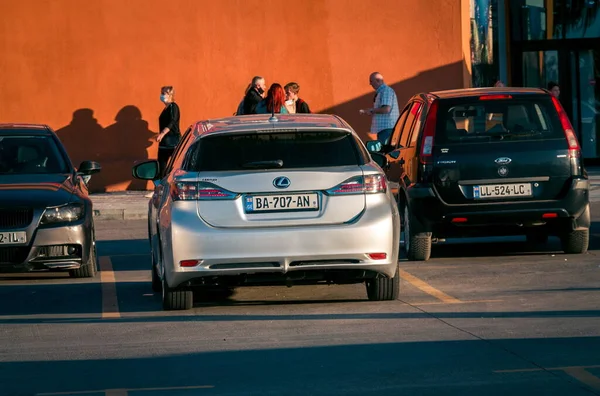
top-left (245, 193), bottom-right (319, 212)
top-left (0, 231), bottom-right (27, 245)
top-left (474, 183), bottom-right (532, 199)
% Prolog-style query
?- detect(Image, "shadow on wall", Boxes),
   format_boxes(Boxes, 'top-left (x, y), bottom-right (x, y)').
top-left (320, 61), bottom-right (466, 140)
top-left (55, 106), bottom-right (156, 193)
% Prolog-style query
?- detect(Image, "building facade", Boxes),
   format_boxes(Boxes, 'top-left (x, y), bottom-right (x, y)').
top-left (470, 0), bottom-right (600, 163)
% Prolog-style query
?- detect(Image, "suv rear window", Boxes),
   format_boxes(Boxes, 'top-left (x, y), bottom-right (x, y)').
top-left (187, 130), bottom-right (364, 171)
top-left (435, 95), bottom-right (564, 144)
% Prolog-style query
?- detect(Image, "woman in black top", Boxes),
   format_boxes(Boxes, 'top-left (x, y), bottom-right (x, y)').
top-left (156, 86), bottom-right (181, 176)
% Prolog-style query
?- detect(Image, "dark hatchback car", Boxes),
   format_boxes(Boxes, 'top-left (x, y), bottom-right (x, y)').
top-left (0, 124), bottom-right (101, 277)
top-left (367, 88), bottom-right (590, 261)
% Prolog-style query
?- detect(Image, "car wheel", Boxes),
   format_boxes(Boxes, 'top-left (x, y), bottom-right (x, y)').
top-left (365, 266), bottom-right (400, 301)
top-left (69, 235), bottom-right (97, 278)
top-left (560, 229), bottom-right (589, 254)
top-left (162, 277), bottom-right (193, 310)
top-left (403, 205), bottom-right (431, 261)
top-left (526, 231), bottom-right (549, 245)
top-left (151, 259), bottom-right (162, 293)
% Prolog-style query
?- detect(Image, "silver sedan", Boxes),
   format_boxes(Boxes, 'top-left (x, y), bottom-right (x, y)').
top-left (133, 114), bottom-right (401, 310)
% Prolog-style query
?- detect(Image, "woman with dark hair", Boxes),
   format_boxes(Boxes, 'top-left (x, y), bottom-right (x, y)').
top-left (548, 81), bottom-right (560, 98)
top-left (255, 83), bottom-right (289, 114)
top-left (155, 85), bottom-right (181, 176)
top-left (284, 82), bottom-right (311, 114)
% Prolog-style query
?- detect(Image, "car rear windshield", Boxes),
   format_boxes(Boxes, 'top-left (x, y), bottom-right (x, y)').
top-left (435, 95), bottom-right (565, 145)
top-left (187, 130), bottom-right (364, 172)
top-left (0, 135), bottom-right (69, 174)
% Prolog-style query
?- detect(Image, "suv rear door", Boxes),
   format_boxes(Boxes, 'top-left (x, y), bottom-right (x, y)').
top-left (431, 93), bottom-right (573, 204)
top-left (179, 129), bottom-right (383, 228)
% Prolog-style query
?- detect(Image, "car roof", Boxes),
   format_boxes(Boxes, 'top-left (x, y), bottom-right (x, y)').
top-left (0, 123), bottom-right (53, 136)
top-left (428, 87), bottom-right (548, 99)
top-left (191, 114), bottom-right (354, 137)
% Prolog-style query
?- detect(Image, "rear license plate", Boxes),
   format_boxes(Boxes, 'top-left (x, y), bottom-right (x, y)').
top-left (473, 183), bottom-right (532, 199)
top-left (245, 193), bottom-right (319, 212)
top-left (0, 231), bottom-right (27, 245)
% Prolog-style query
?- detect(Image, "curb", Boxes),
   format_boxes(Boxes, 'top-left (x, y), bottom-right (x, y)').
top-left (93, 209), bottom-right (147, 221)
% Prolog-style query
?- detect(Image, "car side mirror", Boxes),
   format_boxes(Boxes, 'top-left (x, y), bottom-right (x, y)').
top-left (77, 161), bottom-right (101, 176)
top-left (371, 152), bottom-right (388, 169)
top-left (132, 160), bottom-right (160, 180)
top-left (389, 150), bottom-right (401, 159)
top-left (366, 140), bottom-right (382, 153)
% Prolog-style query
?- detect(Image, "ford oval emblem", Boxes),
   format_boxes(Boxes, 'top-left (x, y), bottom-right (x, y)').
top-left (273, 176), bottom-right (291, 189)
top-left (495, 157), bottom-right (512, 165)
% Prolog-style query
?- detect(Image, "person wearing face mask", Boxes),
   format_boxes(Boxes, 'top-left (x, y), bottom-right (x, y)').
top-left (243, 76), bottom-right (266, 115)
top-left (284, 82), bottom-right (311, 114)
top-left (155, 86), bottom-right (181, 176)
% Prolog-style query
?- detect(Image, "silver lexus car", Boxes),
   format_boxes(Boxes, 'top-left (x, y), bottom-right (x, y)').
top-left (133, 114), bottom-right (401, 310)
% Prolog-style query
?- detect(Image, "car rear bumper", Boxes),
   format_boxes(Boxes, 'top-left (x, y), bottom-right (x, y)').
top-left (408, 178), bottom-right (590, 236)
top-left (0, 220), bottom-right (92, 273)
top-left (161, 198), bottom-right (400, 289)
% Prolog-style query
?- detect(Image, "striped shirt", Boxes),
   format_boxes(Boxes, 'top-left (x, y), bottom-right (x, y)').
top-left (371, 84), bottom-right (400, 134)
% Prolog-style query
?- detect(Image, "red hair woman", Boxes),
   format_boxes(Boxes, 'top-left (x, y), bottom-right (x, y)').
top-left (255, 83), bottom-right (289, 114)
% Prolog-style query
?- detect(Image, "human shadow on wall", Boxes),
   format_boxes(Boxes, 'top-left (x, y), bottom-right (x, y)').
top-left (320, 61), bottom-right (466, 140)
top-left (55, 106), bottom-right (156, 192)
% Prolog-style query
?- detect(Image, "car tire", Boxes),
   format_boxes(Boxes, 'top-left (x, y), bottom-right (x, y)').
top-left (151, 261), bottom-right (162, 293)
top-left (403, 205), bottom-right (432, 261)
top-left (560, 229), bottom-right (589, 254)
top-left (69, 237), bottom-right (97, 278)
top-left (365, 266), bottom-right (400, 301)
top-left (162, 277), bottom-right (193, 310)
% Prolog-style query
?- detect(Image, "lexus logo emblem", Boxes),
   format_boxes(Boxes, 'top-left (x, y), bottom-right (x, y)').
top-left (495, 157), bottom-right (512, 165)
top-left (498, 166), bottom-right (509, 177)
top-left (273, 176), bottom-right (291, 189)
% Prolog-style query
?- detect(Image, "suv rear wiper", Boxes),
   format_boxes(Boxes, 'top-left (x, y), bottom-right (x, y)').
top-left (241, 160), bottom-right (284, 169)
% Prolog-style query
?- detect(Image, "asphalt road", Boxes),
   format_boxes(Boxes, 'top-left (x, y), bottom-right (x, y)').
top-left (1, 210), bottom-right (600, 395)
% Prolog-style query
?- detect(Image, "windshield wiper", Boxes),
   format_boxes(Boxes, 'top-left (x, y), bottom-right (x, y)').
top-left (241, 160), bottom-right (284, 169)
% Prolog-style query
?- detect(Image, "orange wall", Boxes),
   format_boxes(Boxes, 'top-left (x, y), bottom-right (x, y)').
top-left (0, 0), bottom-right (464, 192)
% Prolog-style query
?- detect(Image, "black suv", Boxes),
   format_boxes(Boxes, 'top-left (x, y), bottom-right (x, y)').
top-left (367, 88), bottom-right (590, 261)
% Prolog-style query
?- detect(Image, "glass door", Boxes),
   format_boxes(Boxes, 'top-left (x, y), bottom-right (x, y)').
top-left (572, 49), bottom-right (600, 159)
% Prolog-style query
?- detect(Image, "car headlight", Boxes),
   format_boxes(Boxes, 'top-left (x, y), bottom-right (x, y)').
top-left (41, 204), bottom-right (84, 225)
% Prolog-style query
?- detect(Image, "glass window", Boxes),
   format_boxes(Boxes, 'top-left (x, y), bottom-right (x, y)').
top-left (0, 135), bottom-right (69, 174)
top-left (435, 96), bottom-right (564, 144)
top-left (188, 131), bottom-right (364, 172)
top-left (399, 103), bottom-right (421, 148)
top-left (389, 107), bottom-right (410, 147)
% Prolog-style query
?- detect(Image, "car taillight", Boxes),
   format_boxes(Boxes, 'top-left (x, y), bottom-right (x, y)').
top-left (327, 175), bottom-right (387, 195)
top-left (171, 181), bottom-right (238, 201)
top-left (551, 95), bottom-right (581, 159)
top-left (419, 100), bottom-right (438, 164)
top-left (479, 94), bottom-right (513, 100)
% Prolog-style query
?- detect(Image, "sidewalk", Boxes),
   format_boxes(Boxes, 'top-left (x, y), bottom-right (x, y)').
top-left (90, 169), bottom-right (600, 220)
top-left (91, 191), bottom-right (149, 220)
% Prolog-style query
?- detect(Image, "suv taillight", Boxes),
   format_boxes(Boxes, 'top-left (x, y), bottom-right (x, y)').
top-left (551, 95), bottom-right (582, 175)
top-left (326, 175), bottom-right (387, 195)
top-left (419, 100), bottom-right (439, 164)
top-left (171, 181), bottom-right (238, 201)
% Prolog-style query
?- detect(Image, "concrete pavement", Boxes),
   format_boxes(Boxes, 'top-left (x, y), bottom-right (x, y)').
top-left (1, 210), bottom-right (599, 394)
top-left (90, 171), bottom-right (600, 220)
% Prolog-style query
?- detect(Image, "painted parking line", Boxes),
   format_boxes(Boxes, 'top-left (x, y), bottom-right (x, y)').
top-left (99, 256), bottom-right (120, 319)
top-left (399, 269), bottom-right (462, 304)
top-left (495, 365), bottom-right (600, 391)
top-left (37, 385), bottom-right (214, 395)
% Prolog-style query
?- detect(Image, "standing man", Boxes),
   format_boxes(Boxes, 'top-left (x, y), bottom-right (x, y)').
top-left (359, 72), bottom-right (400, 145)
top-left (243, 76), bottom-right (267, 115)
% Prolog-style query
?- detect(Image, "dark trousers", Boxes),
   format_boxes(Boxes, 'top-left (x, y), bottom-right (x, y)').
top-left (158, 146), bottom-right (175, 177)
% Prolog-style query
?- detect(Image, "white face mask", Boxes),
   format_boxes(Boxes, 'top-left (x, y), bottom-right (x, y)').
top-left (285, 100), bottom-right (293, 106)
top-left (160, 94), bottom-right (168, 103)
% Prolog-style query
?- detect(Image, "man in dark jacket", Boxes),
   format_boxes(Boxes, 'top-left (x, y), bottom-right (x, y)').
top-left (242, 76), bottom-right (266, 115)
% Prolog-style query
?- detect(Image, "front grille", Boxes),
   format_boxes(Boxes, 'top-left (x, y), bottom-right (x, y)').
top-left (0, 247), bottom-right (30, 265)
top-left (0, 208), bottom-right (33, 229)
